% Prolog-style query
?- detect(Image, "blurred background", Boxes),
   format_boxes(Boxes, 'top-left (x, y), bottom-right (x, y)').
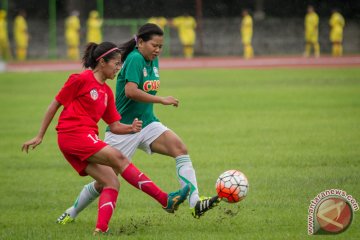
top-left (0, 0), bottom-right (359, 60)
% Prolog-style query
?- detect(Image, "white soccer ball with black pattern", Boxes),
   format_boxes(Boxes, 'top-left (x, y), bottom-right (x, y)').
top-left (215, 170), bottom-right (249, 203)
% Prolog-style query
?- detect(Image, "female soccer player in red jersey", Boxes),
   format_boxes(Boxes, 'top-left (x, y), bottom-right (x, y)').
top-left (22, 41), bottom-right (189, 235)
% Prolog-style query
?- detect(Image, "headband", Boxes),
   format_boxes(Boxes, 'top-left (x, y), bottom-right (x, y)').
top-left (96, 47), bottom-right (119, 61)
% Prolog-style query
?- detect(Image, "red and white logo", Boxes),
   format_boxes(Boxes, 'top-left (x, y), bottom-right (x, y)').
top-left (317, 197), bottom-right (353, 233)
top-left (90, 89), bottom-right (98, 100)
top-left (308, 189), bottom-right (358, 235)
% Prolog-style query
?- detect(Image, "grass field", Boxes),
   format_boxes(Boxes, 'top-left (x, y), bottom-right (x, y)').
top-left (0, 67), bottom-right (359, 239)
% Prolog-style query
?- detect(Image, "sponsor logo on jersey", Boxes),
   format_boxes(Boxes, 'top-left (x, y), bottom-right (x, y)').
top-left (153, 67), bottom-right (159, 77)
top-left (90, 89), bottom-right (98, 100)
top-left (143, 67), bottom-right (148, 77)
top-left (143, 80), bottom-right (160, 92)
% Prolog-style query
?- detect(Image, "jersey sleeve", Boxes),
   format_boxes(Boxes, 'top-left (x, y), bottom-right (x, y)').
top-left (123, 54), bottom-right (143, 85)
top-left (55, 74), bottom-right (83, 107)
top-left (102, 86), bottom-right (121, 124)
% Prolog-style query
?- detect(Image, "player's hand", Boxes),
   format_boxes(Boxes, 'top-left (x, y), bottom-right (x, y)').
top-left (22, 136), bottom-right (43, 153)
top-left (160, 96), bottom-right (179, 107)
top-left (131, 118), bottom-right (143, 133)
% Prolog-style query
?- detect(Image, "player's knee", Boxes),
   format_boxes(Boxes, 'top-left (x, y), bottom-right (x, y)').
top-left (107, 176), bottom-right (120, 190)
top-left (111, 149), bottom-right (130, 172)
top-left (94, 181), bottom-right (104, 193)
top-left (99, 173), bottom-right (120, 190)
top-left (173, 141), bottom-right (188, 156)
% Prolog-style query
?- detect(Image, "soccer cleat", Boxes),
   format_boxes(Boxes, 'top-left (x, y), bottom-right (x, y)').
top-left (93, 228), bottom-right (110, 236)
top-left (56, 212), bottom-right (74, 225)
top-left (191, 196), bottom-right (221, 219)
top-left (163, 184), bottom-right (190, 213)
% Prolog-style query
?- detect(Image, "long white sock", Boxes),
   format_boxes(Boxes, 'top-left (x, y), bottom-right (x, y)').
top-left (66, 181), bottom-right (100, 218)
top-left (175, 155), bottom-right (199, 208)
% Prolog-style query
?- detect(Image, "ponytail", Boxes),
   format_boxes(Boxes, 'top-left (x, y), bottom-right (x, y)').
top-left (82, 43), bottom-right (98, 69)
top-left (82, 42), bottom-right (121, 69)
top-left (119, 39), bottom-right (136, 63)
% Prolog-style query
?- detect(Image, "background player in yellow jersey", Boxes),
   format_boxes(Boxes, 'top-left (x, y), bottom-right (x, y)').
top-left (86, 10), bottom-right (103, 44)
top-left (65, 10), bottom-right (80, 60)
top-left (240, 9), bottom-right (254, 59)
top-left (329, 9), bottom-right (345, 57)
top-left (304, 5), bottom-right (320, 58)
top-left (171, 13), bottom-right (196, 59)
top-left (148, 16), bottom-right (168, 30)
top-left (0, 10), bottom-right (12, 60)
top-left (13, 10), bottom-right (29, 61)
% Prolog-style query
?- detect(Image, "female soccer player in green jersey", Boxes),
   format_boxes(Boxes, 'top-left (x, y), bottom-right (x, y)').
top-left (57, 24), bottom-right (220, 224)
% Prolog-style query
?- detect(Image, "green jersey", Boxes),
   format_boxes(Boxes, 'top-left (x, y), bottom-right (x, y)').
top-left (114, 48), bottom-right (160, 128)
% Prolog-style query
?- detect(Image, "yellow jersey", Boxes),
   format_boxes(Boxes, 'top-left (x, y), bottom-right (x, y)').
top-left (148, 17), bottom-right (167, 30)
top-left (241, 15), bottom-right (253, 44)
top-left (305, 12), bottom-right (319, 42)
top-left (172, 16), bottom-right (196, 45)
top-left (329, 12), bottom-right (345, 42)
top-left (14, 15), bottom-right (28, 47)
top-left (65, 15), bottom-right (80, 46)
top-left (87, 17), bottom-right (102, 43)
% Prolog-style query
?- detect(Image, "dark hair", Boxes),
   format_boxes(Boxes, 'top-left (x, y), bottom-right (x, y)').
top-left (82, 41), bottom-right (121, 69)
top-left (119, 23), bottom-right (163, 63)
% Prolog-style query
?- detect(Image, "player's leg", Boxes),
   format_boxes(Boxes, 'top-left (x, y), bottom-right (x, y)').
top-left (81, 145), bottom-right (188, 234)
top-left (148, 129), bottom-right (198, 204)
top-left (105, 130), bottom-right (190, 212)
top-left (314, 42), bottom-right (320, 58)
top-left (67, 41), bottom-right (79, 60)
top-left (338, 43), bottom-right (343, 56)
top-left (184, 45), bottom-right (194, 59)
top-left (66, 45), bottom-right (72, 59)
top-left (331, 42), bottom-right (337, 56)
top-left (333, 42), bottom-right (342, 57)
top-left (243, 36), bottom-right (253, 59)
top-left (337, 31), bottom-right (344, 56)
top-left (150, 129), bottom-right (220, 218)
top-left (69, 46), bottom-right (79, 60)
top-left (84, 163), bottom-right (120, 234)
top-left (16, 46), bottom-right (27, 61)
top-left (56, 180), bottom-right (101, 223)
top-left (305, 41), bottom-right (312, 57)
top-left (0, 39), bottom-right (12, 60)
top-left (57, 133), bottom-right (140, 223)
top-left (18, 47), bottom-right (26, 61)
top-left (88, 145), bottom-right (190, 213)
top-left (244, 44), bottom-right (254, 59)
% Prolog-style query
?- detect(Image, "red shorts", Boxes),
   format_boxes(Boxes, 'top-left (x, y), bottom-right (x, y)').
top-left (57, 131), bottom-right (107, 176)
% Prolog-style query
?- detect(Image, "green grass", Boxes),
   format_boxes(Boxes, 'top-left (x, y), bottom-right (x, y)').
top-left (0, 67), bottom-right (359, 239)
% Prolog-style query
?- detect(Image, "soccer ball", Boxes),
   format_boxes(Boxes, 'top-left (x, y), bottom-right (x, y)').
top-left (216, 170), bottom-right (249, 203)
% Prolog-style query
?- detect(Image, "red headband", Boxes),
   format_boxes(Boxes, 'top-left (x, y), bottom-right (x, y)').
top-left (96, 47), bottom-right (119, 61)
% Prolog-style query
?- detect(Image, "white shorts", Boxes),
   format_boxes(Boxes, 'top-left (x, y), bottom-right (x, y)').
top-left (104, 121), bottom-right (169, 160)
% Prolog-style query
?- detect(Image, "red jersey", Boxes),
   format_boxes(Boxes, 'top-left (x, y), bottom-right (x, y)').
top-left (55, 70), bottom-right (120, 135)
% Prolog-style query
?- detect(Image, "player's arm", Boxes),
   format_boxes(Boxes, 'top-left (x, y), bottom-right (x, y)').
top-left (125, 82), bottom-right (179, 107)
top-left (108, 118), bottom-right (143, 134)
top-left (22, 99), bottom-right (61, 153)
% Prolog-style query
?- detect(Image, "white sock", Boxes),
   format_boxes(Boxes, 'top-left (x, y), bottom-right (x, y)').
top-left (175, 155), bottom-right (199, 208)
top-left (66, 181), bottom-right (100, 218)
